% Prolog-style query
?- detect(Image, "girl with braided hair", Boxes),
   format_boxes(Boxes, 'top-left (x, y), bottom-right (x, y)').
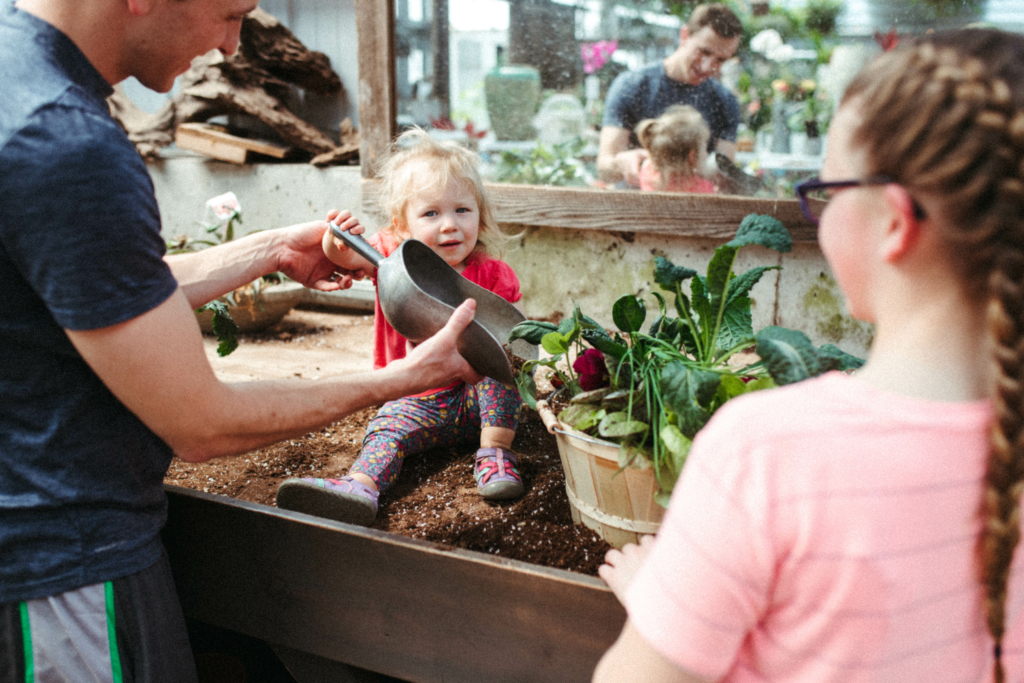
top-left (593, 28), bottom-right (1024, 683)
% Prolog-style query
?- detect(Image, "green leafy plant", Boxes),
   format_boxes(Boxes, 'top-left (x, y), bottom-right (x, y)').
top-left (493, 138), bottom-right (589, 186)
top-left (510, 213), bottom-right (863, 504)
top-left (198, 299), bottom-right (239, 357)
top-left (803, 0), bottom-right (843, 36)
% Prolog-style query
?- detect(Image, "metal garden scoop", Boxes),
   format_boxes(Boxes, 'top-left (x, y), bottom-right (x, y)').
top-left (330, 225), bottom-right (536, 386)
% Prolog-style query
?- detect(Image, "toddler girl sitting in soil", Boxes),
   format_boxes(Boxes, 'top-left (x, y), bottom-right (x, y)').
top-left (277, 129), bottom-right (525, 526)
top-left (595, 28), bottom-right (1024, 683)
top-left (635, 105), bottom-right (716, 194)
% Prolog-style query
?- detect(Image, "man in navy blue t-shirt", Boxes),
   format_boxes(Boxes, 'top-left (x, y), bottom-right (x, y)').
top-left (598, 4), bottom-right (743, 187)
top-left (0, 1), bottom-right (482, 679)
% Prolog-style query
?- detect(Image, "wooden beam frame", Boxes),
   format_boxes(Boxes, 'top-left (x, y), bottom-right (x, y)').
top-left (356, 0), bottom-right (396, 180)
top-left (354, 1), bottom-right (818, 240)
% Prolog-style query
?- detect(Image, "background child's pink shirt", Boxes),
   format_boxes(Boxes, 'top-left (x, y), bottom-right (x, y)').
top-left (638, 161), bottom-right (716, 193)
top-left (367, 231), bottom-right (522, 379)
top-left (626, 372), bottom-right (1024, 682)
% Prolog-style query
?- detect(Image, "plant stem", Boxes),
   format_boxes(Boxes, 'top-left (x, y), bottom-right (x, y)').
top-left (714, 340), bottom-right (755, 366)
top-left (675, 283), bottom-right (705, 361)
top-left (707, 252), bottom-right (739, 364)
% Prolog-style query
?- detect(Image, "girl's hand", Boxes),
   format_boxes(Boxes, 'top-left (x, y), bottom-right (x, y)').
top-left (322, 209), bottom-right (367, 267)
top-left (265, 220), bottom-right (364, 293)
top-left (598, 534), bottom-right (656, 605)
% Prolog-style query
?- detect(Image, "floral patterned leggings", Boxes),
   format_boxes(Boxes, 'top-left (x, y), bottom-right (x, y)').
top-left (350, 379), bottom-right (522, 493)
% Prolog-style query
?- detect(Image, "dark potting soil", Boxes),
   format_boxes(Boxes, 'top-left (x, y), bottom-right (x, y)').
top-left (166, 380), bottom-right (612, 577)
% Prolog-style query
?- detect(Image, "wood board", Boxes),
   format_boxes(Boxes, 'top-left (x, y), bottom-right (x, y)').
top-left (175, 122), bottom-right (290, 164)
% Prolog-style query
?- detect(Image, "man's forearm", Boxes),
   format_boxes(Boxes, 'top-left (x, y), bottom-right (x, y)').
top-left (172, 365), bottom-right (424, 462)
top-left (597, 154), bottom-right (625, 183)
top-left (166, 230), bottom-right (280, 308)
top-left (65, 291), bottom-right (482, 464)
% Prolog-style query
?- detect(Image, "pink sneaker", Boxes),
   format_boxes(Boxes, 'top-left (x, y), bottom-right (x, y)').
top-left (474, 448), bottom-right (525, 501)
top-left (277, 475), bottom-right (379, 526)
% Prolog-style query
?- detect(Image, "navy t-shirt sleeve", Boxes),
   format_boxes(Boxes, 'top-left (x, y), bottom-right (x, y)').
top-left (0, 101), bottom-right (176, 331)
top-left (602, 70), bottom-right (643, 132)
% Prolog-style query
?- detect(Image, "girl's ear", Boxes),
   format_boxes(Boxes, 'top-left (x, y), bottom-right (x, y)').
top-left (687, 149), bottom-right (699, 171)
top-left (391, 216), bottom-right (410, 240)
top-left (880, 184), bottom-right (923, 262)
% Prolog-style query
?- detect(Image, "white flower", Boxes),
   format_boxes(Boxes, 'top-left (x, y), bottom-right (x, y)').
top-left (206, 191), bottom-right (241, 221)
top-left (766, 43), bottom-right (795, 62)
top-left (750, 29), bottom-right (784, 56)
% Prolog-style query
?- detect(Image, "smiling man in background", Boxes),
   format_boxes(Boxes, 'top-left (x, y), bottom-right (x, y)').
top-left (597, 3), bottom-right (743, 188)
top-left (0, 1), bottom-right (480, 681)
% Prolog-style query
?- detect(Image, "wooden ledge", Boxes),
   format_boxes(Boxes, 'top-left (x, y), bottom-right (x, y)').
top-left (361, 179), bottom-right (818, 242)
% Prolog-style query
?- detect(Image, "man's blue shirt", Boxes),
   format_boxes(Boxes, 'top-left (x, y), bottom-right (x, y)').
top-left (602, 62), bottom-right (741, 151)
top-left (0, 1), bottom-right (179, 602)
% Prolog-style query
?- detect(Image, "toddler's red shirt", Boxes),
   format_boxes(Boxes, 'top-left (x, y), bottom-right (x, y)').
top-left (368, 231), bottom-right (522, 391)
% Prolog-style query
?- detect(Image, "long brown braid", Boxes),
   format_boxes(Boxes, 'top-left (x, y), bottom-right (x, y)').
top-left (844, 30), bottom-right (1024, 681)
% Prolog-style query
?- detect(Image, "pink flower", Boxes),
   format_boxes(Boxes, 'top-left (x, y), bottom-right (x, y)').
top-left (573, 348), bottom-right (609, 391)
top-left (580, 40), bottom-right (618, 75)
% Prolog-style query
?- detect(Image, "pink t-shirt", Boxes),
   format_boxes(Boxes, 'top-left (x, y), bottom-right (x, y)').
top-left (368, 231), bottom-right (522, 377)
top-left (626, 372), bottom-right (1024, 682)
top-left (638, 160), bottom-right (716, 194)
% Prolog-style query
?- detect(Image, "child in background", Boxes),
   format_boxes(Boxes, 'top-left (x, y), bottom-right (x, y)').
top-left (277, 129), bottom-right (525, 526)
top-left (595, 29), bottom-right (1024, 683)
top-left (635, 104), bottom-right (716, 194)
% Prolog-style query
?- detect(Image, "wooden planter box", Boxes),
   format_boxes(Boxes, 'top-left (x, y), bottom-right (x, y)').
top-left (162, 485), bottom-right (625, 683)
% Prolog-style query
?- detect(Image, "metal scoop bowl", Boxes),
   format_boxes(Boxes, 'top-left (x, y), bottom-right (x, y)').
top-left (330, 225), bottom-right (537, 386)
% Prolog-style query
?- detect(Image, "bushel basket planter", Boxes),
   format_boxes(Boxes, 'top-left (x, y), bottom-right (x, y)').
top-left (537, 399), bottom-right (663, 549)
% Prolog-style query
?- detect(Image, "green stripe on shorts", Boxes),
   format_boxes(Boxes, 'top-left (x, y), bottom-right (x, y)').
top-left (105, 582), bottom-right (123, 683)
top-left (19, 601), bottom-right (33, 683)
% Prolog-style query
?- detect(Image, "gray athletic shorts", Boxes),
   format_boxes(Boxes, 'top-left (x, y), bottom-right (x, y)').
top-left (0, 551), bottom-right (198, 683)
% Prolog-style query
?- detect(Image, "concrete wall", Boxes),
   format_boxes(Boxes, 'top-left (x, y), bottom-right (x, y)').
top-left (501, 227), bottom-right (873, 359)
top-left (147, 157), bottom-right (873, 359)
top-left (150, 156), bottom-right (367, 241)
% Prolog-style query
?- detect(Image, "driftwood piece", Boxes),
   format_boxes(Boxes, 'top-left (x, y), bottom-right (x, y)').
top-left (107, 7), bottom-right (357, 164)
top-left (311, 118), bottom-right (360, 167)
top-left (176, 53), bottom-right (338, 155)
top-left (238, 8), bottom-right (341, 94)
top-left (107, 85), bottom-right (176, 159)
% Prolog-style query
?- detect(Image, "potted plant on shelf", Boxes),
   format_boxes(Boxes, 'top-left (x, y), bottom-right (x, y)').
top-left (510, 213), bottom-right (863, 547)
top-left (167, 192), bottom-right (305, 356)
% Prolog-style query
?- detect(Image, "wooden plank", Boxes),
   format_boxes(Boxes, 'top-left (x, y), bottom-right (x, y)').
top-left (356, 0), bottom-right (396, 179)
top-left (431, 0), bottom-right (450, 119)
top-left (174, 123), bottom-right (290, 164)
top-left (362, 178), bottom-right (819, 242)
top-left (163, 486), bottom-right (624, 683)
top-left (175, 125), bottom-right (248, 164)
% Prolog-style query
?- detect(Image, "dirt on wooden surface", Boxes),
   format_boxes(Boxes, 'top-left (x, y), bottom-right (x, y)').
top-left (166, 307), bottom-right (613, 576)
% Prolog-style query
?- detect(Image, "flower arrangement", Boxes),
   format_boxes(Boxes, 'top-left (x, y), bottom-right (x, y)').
top-left (510, 214), bottom-right (863, 502)
top-left (167, 192), bottom-right (295, 357)
top-left (429, 116), bottom-right (488, 141)
top-left (579, 40), bottom-right (618, 75)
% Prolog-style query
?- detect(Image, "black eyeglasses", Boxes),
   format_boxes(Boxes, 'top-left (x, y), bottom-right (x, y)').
top-left (795, 176), bottom-right (926, 225)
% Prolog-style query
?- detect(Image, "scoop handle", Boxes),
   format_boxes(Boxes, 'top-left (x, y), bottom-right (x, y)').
top-left (329, 222), bottom-right (384, 268)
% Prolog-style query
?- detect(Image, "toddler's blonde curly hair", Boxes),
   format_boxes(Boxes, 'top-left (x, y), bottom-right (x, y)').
top-left (375, 128), bottom-right (506, 257)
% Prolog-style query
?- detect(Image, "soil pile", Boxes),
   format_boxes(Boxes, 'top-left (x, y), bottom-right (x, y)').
top-left (165, 308), bottom-right (613, 576)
